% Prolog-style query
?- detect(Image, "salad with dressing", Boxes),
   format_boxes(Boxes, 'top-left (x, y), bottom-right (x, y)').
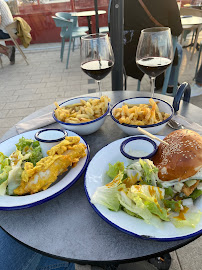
top-left (91, 159), bottom-right (202, 228)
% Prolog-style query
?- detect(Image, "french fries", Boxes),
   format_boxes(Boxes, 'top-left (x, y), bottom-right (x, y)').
top-left (113, 98), bottom-right (170, 126)
top-left (54, 96), bottom-right (111, 124)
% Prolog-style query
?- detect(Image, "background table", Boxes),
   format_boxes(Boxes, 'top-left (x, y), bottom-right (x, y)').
top-left (181, 16), bottom-right (202, 60)
top-left (71, 10), bottom-right (106, 34)
top-left (0, 91), bottom-right (201, 267)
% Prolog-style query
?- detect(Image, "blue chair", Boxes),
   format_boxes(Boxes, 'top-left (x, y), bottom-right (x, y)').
top-left (52, 16), bottom-right (87, 69)
top-left (99, 26), bottom-right (109, 33)
top-left (55, 12), bottom-right (88, 51)
top-left (137, 36), bottom-right (183, 96)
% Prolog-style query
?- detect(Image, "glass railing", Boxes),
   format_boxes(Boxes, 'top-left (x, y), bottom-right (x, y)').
top-left (6, 0), bottom-right (109, 43)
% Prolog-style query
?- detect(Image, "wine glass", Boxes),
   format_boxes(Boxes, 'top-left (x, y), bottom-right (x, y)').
top-left (80, 33), bottom-right (114, 95)
top-left (136, 27), bottom-right (173, 97)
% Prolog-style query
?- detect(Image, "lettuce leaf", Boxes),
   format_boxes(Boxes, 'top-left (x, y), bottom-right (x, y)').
top-left (91, 172), bottom-right (124, 211)
top-left (144, 201), bottom-right (169, 221)
top-left (189, 189), bottom-right (202, 200)
top-left (139, 159), bottom-right (159, 186)
top-left (129, 185), bottom-right (165, 203)
top-left (118, 191), bottom-right (162, 227)
top-left (164, 187), bottom-right (175, 198)
top-left (16, 137), bottom-right (43, 166)
top-left (169, 206), bottom-right (202, 228)
top-left (6, 150), bottom-right (24, 195)
top-left (0, 152), bottom-right (11, 195)
top-left (163, 199), bottom-right (182, 212)
top-left (7, 166), bottom-right (23, 195)
top-left (107, 162), bottom-right (125, 179)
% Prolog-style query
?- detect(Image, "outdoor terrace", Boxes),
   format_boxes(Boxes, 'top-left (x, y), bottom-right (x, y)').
top-left (0, 41), bottom-right (201, 270)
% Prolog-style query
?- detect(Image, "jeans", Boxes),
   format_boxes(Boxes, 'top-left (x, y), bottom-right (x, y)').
top-left (0, 29), bottom-right (10, 39)
top-left (168, 43), bottom-right (183, 86)
top-left (0, 228), bottom-right (75, 270)
top-left (196, 63), bottom-right (202, 84)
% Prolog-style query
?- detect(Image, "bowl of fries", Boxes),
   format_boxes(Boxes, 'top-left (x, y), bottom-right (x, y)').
top-left (110, 97), bottom-right (174, 135)
top-left (53, 96), bottom-right (110, 135)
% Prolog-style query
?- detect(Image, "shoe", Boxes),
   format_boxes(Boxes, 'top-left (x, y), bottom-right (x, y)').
top-left (167, 86), bottom-right (173, 94)
top-left (8, 46), bottom-right (15, 65)
top-left (148, 253), bottom-right (171, 270)
top-left (191, 83), bottom-right (202, 97)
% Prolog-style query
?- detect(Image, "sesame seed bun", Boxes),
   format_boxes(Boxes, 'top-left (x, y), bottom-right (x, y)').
top-left (152, 129), bottom-right (202, 181)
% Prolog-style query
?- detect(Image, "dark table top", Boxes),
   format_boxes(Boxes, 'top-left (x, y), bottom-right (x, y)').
top-left (0, 91), bottom-right (201, 265)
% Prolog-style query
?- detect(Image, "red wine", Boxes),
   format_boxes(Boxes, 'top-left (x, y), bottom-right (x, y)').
top-left (136, 57), bottom-right (172, 77)
top-left (81, 60), bottom-right (114, 81)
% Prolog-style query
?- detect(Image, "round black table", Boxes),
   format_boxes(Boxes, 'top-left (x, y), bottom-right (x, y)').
top-left (0, 91), bottom-right (201, 267)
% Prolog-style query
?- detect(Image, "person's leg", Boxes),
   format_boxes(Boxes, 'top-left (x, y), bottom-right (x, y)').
top-left (0, 44), bottom-right (9, 56)
top-left (37, 256), bottom-right (75, 270)
top-left (0, 227), bottom-right (42, 270)
top-left (0, 228), bottom-right (75, 270)
top-left (0, 30), bottom-right (15, 64)
top-left (168, 43), bottom-right (183, 88)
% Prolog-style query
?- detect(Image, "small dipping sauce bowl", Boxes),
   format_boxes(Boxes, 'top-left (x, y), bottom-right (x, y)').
top-left (120, 136), bottom-right (158, 160)
top-left (35, 129), bottom-right (68, 157)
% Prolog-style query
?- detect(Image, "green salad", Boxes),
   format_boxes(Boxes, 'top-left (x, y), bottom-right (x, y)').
top-left (91, 159), bottom-right (202, 228)
top-left (0, 137), bottom-right (43, 196)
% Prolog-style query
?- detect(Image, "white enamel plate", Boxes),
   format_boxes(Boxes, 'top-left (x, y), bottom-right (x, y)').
top-left (0, 129), bottom-right (90, 210)
top-left (84, 136), bottom-right (202, 241)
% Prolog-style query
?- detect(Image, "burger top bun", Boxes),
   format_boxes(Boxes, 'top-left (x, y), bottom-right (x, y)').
top-left (152, 129), bottom-right (202, 181)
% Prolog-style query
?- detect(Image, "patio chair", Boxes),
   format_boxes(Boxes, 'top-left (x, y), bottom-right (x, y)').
top-left (137, 36), bottom-right (183, 96)
top-left (180, 7), bottom-right (202, 60)
top-left (55, 12), bottom-right (88, 51)
top-left (99, 26), bottom-right (109, 33)
top-left (52, 16), bottom-right (87, 69)
top-left (0, 21), bottom-right (28, 66)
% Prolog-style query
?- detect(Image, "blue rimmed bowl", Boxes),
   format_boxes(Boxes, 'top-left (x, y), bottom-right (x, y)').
top-left (35, 129), bottom-right (67, 157)
top-left (110, 97), bottom-right (174, 135)
top-left (120, 136), bottom-right (158, 160)
top-left (53, 97), bottom-right (110, 136)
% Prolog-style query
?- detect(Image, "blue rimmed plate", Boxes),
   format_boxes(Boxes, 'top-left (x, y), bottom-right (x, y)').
top-left (84, 136), bottom-right (202, 241)
top-left (0, 129), bottom-right (90, 210)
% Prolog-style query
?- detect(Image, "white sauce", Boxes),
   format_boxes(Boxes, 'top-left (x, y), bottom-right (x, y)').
top-left (128, 149), bottom-right (149, 157)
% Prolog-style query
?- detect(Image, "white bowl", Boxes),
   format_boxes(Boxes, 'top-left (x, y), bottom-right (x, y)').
top-left (35, 129), bottom-right (67, 157)
top-left (53, 97), bottom-right (109, 136)
top-left (110, 97), bottom-right (174, 135)
top-left (120, 136), bottom-right (158, 160)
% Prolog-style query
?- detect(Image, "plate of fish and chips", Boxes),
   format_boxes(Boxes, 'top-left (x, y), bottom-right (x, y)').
top-left (0, 129), bottom-right (90, 210)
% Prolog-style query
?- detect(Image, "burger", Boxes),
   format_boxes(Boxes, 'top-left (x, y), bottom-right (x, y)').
top-left (152, 129), bottom-right (202, 199)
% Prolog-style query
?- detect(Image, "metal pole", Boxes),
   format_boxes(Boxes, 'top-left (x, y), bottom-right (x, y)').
top-left (94, 0), bottom-right (99, 33)
top-left (110, 0), bottom-right (124, 90)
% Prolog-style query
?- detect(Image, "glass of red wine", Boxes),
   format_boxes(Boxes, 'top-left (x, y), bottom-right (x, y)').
top-left (80, 33), bottom-right (114, 95)
top-left (136, 27), bottom-right (173, 97)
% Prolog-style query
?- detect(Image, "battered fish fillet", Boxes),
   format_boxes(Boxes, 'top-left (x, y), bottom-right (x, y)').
top-left (14, 138), bottom-right (86, 195)
top-left (47, 136), bottom-right (80, 156)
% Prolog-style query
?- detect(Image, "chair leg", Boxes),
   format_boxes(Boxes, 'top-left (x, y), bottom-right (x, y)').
top-left (72, 38), bottom-right (75, 52)
top-left (10, 37), bottom-right (29, 65)
top-left (66, 37), bottom-right (72, 69)
top-left (0, 55), bottom-right (3, 68)
top-left (194, 43), bottom-right (202, 80)
top-left (137, 80), bottom-right (141, 91)
top-left (61, 38), bottom-right (65, 62)
top-left (190, 25), bottom-right (201, 61)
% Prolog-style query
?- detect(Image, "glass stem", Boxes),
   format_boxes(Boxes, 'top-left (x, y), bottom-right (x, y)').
top-left (150, 77), bottom-right (155, 98)
top-left (97, 80), bottom-right (101, 92)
